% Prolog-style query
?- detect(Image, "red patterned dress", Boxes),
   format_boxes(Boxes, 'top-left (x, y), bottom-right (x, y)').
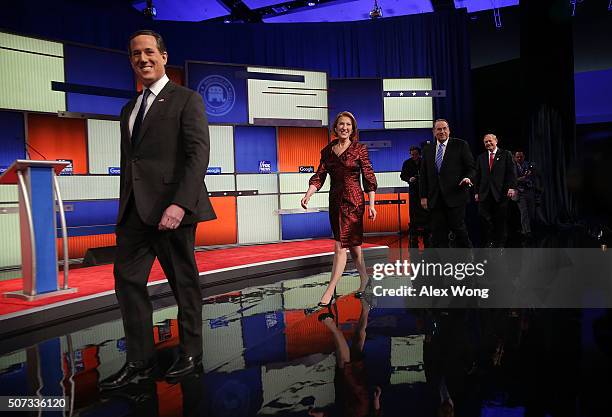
top-left (309, 140), bottom-right (377, 248)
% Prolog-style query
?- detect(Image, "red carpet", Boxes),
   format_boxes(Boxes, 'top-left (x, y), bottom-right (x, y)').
top-left (0, 239), bottom-right (379, 317)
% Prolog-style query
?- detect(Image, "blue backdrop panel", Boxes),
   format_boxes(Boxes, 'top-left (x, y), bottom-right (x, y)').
top-left (0, 111), bottom-right (26, 169)
top-left (234, 126), bottom-right (277, 173)
top-left (328, 79), bottom-right (383, 130)
top-left (242, 312), bottom-right (286, 367)
top-left (575, 69), bottom-right (612, 124)
top-left (359, 129), bottom-right (430, 172)
top-left (186, 63), bottom-right (248, 124)
top-left (38, 338), bottom-right (64, 397)
top-left (281, 212), bottom-right (332, 240)
top-left (30, 167), bottom-right (57, 294)
top-left (204, 368), bottom-right (263, 417)
top-left (0, 364), bottom-right (28, 396)
top-left (64, 44), bottom-right (133, 116)
top-left (56, 200), bottom-right (119, 237)
top-left (363, 334), bottom-right (392, 386)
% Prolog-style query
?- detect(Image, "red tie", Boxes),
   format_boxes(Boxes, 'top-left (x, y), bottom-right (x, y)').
top-left (489, 152), bottom-right (494, 171)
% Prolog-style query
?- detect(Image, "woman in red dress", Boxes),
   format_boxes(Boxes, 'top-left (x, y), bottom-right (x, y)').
top-left (301, 111), bottom-right (377, 307)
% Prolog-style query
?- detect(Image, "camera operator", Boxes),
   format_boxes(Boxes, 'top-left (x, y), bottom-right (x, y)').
top-left (513, 150), bottom-right (536, 239)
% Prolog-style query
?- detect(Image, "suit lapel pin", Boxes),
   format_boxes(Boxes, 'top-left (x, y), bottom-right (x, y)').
top-left (158, 98), bottom-right (165, 102)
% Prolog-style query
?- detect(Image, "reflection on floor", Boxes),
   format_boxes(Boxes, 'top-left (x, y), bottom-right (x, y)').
top-left (0, 229), bottom-right (611, 416)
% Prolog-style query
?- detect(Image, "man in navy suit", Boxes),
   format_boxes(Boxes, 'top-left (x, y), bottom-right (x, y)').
top-left (420, 119), bottom-right (476, 248)
top-left (473, 134), bottom-right (517, 247)
top-left (101, 30), bottom-right (216, 390)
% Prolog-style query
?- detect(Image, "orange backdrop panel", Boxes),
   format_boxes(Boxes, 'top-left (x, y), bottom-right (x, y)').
top-left (277, 127), bottom-right (328, 172)
top-left (364, 193), bottom-right (409, 233)
top-left (27, 114), bottom-right (88, 174)
top-left (57, 234), bottom-right (116, 260)
top-left (195, 196), bottom-right (237, 246)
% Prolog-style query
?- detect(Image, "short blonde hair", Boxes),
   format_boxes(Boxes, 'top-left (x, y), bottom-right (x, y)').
top-left (331, 111), bottom-right (359, 141)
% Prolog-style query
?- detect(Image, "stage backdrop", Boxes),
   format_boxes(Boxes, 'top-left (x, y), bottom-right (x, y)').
top-left (1, 1), bottom-right (473, 142)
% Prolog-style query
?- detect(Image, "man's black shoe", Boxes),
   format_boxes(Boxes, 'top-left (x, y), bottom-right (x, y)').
top-left (165, 354), bottom-right (202, 379)
top-left (99, 360), bottom-right (157, 391)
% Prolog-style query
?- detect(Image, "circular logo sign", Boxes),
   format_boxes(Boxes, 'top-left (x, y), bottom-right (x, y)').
top-left (198, 75), bottom-right (236, 117)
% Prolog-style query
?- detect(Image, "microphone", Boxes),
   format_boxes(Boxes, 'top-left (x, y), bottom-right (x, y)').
top-left (25, 141), bottom-right (47, 160)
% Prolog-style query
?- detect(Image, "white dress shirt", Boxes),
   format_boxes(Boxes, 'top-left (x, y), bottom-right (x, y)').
top-left (129, 74), bottom-right (170, 137)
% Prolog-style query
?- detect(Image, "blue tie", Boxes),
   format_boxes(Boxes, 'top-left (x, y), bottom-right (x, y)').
top-left (132, 89), bottom-right (151, 146)
top-left (435, 142), bottom-right (445, 173)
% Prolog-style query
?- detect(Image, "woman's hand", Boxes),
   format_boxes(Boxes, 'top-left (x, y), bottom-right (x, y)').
top-left (368, 205), bottom-right (377, 220)
top-left (301, 195), bottom-right (310, 209)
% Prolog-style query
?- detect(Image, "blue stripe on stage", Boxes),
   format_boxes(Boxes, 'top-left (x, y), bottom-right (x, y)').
top-left (281, 212), bottom-right (332, 240)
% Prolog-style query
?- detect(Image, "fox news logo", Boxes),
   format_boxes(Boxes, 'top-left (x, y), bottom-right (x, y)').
top-left (259, 160), bottom-right (271, 173)
top-left (299, 166), bottom-right (314, 173)
top-left (108, 167), bottom-right (121, 175)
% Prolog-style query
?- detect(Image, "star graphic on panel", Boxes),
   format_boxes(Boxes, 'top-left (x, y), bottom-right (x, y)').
top-left (399, 92), bottom-right (404, 96)
top-left (412, 92), bottom-right (417, 96)
top-left (425, 92), bottom-right (429, 96)
top-left (386, 92), bottom-right (391, 96)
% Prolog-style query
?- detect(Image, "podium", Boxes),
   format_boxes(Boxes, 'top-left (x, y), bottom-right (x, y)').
top-left (0, 160), bottom-right (76, 300)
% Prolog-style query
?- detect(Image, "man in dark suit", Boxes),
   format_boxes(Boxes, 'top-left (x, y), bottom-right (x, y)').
top-left (400, 146), bottom-right (430, 246)
top-left (101, 30), bottom-right (216, 390)
top-left (473, 134), bottom-right (517, 247)
top-left (420, 119), bottom-right (475, 248)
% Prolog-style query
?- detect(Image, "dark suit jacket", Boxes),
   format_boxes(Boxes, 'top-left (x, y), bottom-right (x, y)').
top-left (419, 138), bottom-right (476, 208)
top-left (474, 148), bottom-right (517, 202)
top-left (400, 158), bottom-right (422, 195)
top-left (117, 81), bottom-right (216, 226)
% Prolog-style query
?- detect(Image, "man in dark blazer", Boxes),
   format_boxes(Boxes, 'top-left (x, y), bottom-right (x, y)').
top-left (400, 146), bottom-right (430, 246)
top-left (101, 30), bottom-right (216, 390)
top-left (420, 119), bottom-right (475, 248)
top-left (474, 134), bottom-right (517, 247)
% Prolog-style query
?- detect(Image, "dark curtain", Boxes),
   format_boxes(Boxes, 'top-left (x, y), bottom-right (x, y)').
top-left (520, 0), bottom-right (577, 226)
top-left (2, 0), bottom-right (474, 142)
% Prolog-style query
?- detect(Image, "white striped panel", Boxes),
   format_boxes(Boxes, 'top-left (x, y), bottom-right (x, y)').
top-left (237, 195), bottom-right (279, 244)
top-left (383, 78), bottom-right (433, 129)
top-left (0, 34), bottom-right (65, 113)
top-left (279, 192), bottom-right (328, 210)
top-left (279, 173), bottom-right (330, 193)
top-left (209, 125), bottom-right (234, 174)
top-left (260, 355), bottom-right (336, 414)
top-left (205, 174), bottom-right (235, 192)
top-left (56, 176), bottom-right (120, 200)
top-left (0, 204), bottom-right (20, 269)
top-left (375, 171), bottom-right (405, 188)
top-left (87, 119), bottom-right (121, 174)
top-left (0, 349), bottom-right (27, 371)
top-left (0, 32), bottom-right (63, 56)
top-left (202, 302), bottom-right (245, 372)
top-left (0, 185), bottom-right (18, 203)
top-left (240, 283), bottom-right (284, 317)
top-left (236, 174), bottom-right (278, 195)
top-left (283, 272), bottom-right (360, 310)
top-left (390, 335), bottom-right (426, 384)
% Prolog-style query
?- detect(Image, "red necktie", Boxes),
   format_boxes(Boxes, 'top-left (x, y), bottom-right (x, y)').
top-left (489, 152), bottom-right (494, 171)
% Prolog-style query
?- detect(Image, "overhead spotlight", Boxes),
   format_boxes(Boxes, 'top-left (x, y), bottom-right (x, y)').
top-left (493, 8), bottom-right (502, 28)
top-left (307, 1), bottom-right (316, 6)
top-left (369, 0), bottom-right (383, 19)
top-left (143, 0), bottom-right (156, 18)
top-left (224, 17), bottom-right (231, 23)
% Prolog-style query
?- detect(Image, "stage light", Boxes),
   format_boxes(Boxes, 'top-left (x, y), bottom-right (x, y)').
top-left (370, 0), bottom-right (383, 19)
top-left (493, 8), bottom-right (502, 28)
top-left (143, 0), bottom-right (156, 18)
top-left (224, 17), bottom-right (231, 23)
top-left (308, 1), bottom-right (316, 6)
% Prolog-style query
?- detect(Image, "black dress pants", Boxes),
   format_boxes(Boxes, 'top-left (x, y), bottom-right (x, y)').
top-left (478, 194), bottom-right (509, 247)
top-left (430, 201), bottom-right (472, 248)
top-left (114, 196), bottom-right (202, 362)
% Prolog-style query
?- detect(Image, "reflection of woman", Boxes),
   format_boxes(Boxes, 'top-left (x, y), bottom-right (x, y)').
top-left (310, 297), bottom-right (382, 417)
top-left (301, 112), bottom-right (377, 307)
